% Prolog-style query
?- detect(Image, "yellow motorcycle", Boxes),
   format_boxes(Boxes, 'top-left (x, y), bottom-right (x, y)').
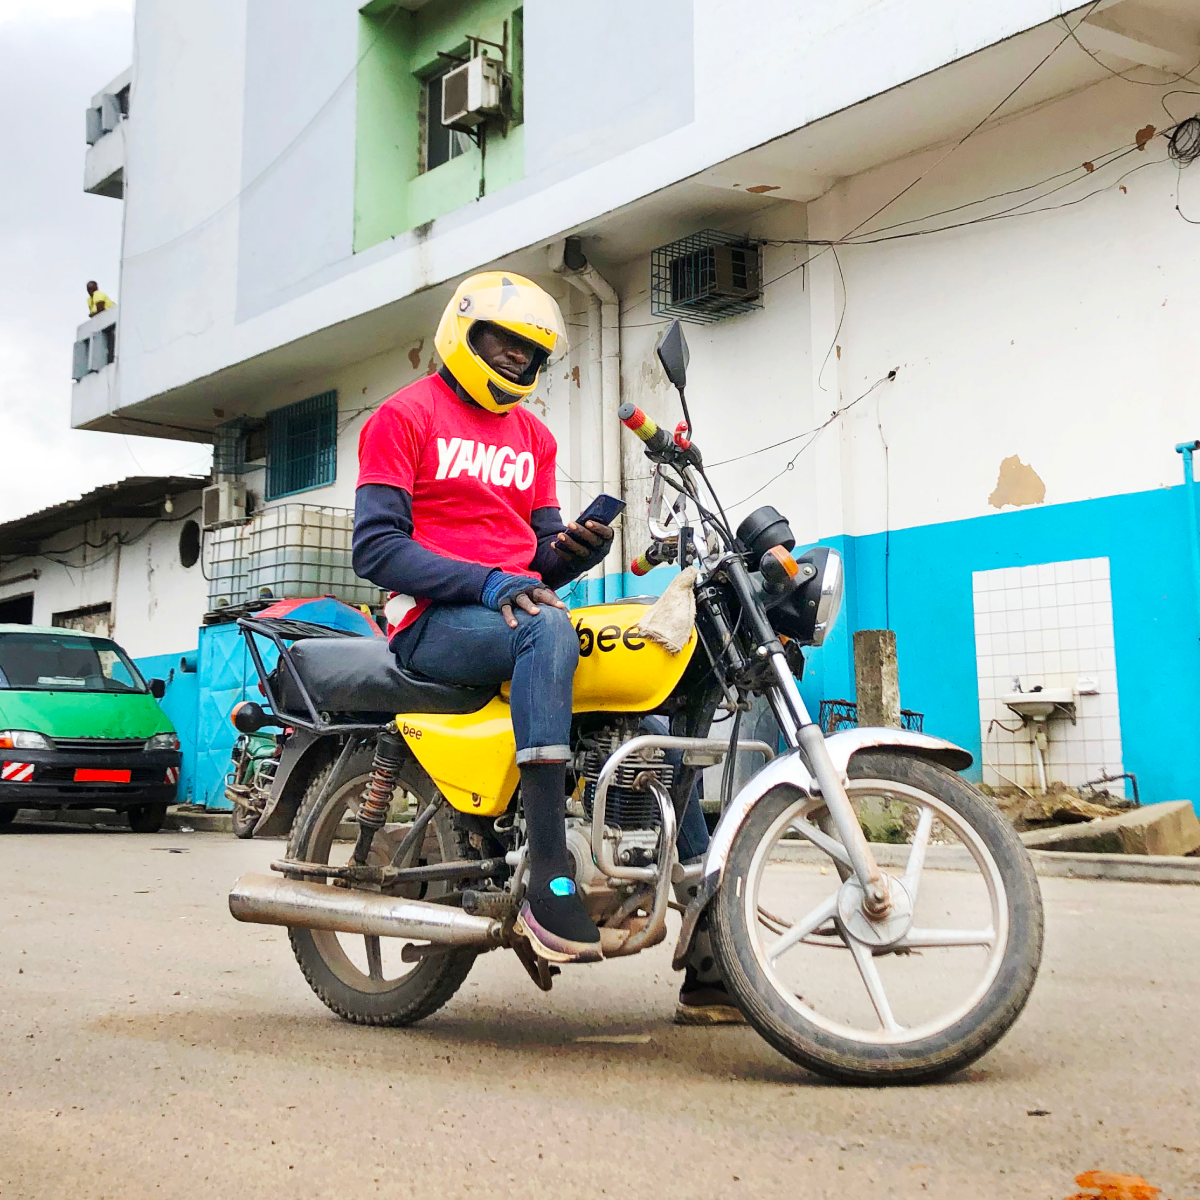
top-left (228, 321), bottom-right (1043, 1084)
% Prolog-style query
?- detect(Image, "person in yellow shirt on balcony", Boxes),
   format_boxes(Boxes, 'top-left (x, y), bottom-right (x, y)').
top-left (86, 281), bottom-right (115, 316)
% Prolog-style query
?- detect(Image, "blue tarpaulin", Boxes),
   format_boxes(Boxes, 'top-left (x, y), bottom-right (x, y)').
top-left (192, 598), bottom-right (380, 809)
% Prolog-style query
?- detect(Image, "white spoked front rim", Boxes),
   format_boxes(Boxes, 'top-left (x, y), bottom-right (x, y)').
top-left (743, 780), bottom-right (1010, 1046)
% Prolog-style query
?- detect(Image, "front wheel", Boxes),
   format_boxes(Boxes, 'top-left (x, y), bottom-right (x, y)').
top-left (711, 751), bottom-right (1043, 1084)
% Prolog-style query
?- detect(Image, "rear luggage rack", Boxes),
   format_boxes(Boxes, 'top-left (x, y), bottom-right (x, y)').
top-left (237, 617), bottom-right (384, 737)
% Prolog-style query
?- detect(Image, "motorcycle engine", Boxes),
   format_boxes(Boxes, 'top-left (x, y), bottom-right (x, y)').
top-left (566, 721), bottom-right (676, 922)
top-left (575, 721), bottom-right (675, 831)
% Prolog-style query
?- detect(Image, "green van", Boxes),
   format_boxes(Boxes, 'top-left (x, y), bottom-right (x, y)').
top-left (0, 625), bottom-right (181, 833)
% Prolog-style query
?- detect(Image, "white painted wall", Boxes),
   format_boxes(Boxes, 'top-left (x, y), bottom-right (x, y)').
top-left (0, 492), bottom-right (208, 659)
top-left (104, 0), bottom-right (1084, 418)
top-left (221, 62), bottom-right (1200, 573)
top-left (806, 74), bottom-right (1200, 539)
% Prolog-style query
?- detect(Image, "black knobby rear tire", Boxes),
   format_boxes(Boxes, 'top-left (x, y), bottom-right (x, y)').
top-left (230, 800), bottom-right (259, 840)
top-left (286, 760), bottom-right (477, 1027)
top-left (128, 803), bottom-right (168, 834)
top-left (711, 751), bottom-right (1044, 1084)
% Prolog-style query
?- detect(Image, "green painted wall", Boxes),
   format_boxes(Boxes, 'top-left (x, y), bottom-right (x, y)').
top-left (354, 0), bottom-right (525, 253)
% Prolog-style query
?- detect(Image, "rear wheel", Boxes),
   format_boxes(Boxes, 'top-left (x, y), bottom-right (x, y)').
top-left (286, 760), bottom-right (477, 1027)
top-left (128, 803), bottom-right (168, 834)
top-left (0, 806), bottom-right (17, 826)
top-left (711, 751), bottom-right (1043, 1084)
top-left (230, 799), bottom-right (259, 839)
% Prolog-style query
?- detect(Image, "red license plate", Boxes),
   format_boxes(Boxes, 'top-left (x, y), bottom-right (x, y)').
top-left (74, 769), bottom-right (131, 783)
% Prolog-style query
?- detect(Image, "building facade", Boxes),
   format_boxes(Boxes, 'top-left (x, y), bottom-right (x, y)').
top-left (0, 478), bottom-right (209, 803)
top-left (76, 0), bottom-right (1200, 806)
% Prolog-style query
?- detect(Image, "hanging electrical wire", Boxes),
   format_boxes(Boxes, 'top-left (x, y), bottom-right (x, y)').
top-left (1168, 116), bottom-right (1200, 166)
top-left (723, 371), bottom-right (898, 510)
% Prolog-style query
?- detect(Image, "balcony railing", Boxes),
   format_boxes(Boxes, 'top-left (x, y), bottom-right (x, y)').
top-left (72, 307), bottom-right (117, 381)
top-left (84, 67), bottom-right (130, 198)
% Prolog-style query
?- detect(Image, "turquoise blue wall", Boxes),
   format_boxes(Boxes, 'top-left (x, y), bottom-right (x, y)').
top-left (834, 484), bottom-right (1200, 807)
top-left (565, 483), bottom-right (1200, 807)
top-left (133, 649), bottom-right (199, 805)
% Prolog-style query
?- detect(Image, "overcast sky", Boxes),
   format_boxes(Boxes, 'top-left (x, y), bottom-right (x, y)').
top-left (0, 0), bottom-right (211, 524)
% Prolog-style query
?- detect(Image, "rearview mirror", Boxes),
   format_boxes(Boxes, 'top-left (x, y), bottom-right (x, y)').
top-left (656, 320), bottom-right (690, 391)
top-left (148, 678), bottom-right (166, 700)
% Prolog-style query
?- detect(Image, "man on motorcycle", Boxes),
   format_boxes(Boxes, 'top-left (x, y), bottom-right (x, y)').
top-left (353, 271), bottom-right (740, 1021)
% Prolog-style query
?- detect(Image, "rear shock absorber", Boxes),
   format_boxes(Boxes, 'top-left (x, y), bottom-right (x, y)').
top-left (352, 725), bottom-right (405, 865)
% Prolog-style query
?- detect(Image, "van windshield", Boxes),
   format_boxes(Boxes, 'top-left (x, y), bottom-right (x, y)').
top-left (0, 632), bottom-right (149, 694)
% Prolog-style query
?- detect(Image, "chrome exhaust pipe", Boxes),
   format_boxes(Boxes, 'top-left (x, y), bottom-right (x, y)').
top-left (228, 873), bottom-right (503, 946)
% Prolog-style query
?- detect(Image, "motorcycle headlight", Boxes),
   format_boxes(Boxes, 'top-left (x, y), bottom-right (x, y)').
top-left (764, 546), bottom-right (844, 646)
top-left (808, 547), bottom-right (844, 646)
top-left (0, 730), bottom-right (52, 750)
top-left (145, 733), bottom-right (181, 752)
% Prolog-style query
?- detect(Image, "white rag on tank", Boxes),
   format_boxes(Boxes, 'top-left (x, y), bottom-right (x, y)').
top-left (635, 566), bottom-right (698, 654)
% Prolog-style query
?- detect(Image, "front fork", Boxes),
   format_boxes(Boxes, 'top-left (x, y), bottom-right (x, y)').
top-left (764, 651), bottom-right (890, 917)
top-left (722, 558), bottom-right (891, 918)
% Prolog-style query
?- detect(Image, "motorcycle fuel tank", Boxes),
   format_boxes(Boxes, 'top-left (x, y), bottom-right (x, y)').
top-left (569, 601), bottom-right (697, 713)
top-left (395, 601), bottom-right (698, 818)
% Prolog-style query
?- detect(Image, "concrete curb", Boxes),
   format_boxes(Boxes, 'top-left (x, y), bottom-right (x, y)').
top-left (769, 840), bottom-right (1200, 884)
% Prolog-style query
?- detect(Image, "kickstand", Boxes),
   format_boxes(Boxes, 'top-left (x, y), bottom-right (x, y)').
top-left (511, 938), bottom-right (560, 992)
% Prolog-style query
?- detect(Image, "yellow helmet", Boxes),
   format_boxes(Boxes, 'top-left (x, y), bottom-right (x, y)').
top-left (434, 271), bottom-right (567, 414)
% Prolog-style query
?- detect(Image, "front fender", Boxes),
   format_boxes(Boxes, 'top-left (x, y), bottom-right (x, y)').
top-left (702, 728), bottom-right (972, 886)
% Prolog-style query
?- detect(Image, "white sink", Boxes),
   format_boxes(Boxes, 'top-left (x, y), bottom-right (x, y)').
top-left (1002, 688), bottom-right (1075, 720)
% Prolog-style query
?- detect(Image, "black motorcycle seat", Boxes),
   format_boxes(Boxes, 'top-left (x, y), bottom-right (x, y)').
top-left (272, 636), bottom-right (496, 717)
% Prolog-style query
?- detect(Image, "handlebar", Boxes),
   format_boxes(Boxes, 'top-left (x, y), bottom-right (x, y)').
top-left (630, 540), bottom-right (676, 577)
top-left (618, 402), bottom-right (673, 455)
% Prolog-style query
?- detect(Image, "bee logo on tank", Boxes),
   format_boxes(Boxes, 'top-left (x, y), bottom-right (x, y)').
top-left (575, 620), bottom-right (645, 658)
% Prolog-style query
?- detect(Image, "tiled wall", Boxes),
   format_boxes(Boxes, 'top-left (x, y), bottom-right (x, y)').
top-left (972, 557), bottom-right (1123, 795)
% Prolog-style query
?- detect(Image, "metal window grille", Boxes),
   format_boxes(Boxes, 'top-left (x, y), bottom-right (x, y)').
top-left (650, 229), bottom-right (763, 325)
top-left (265, 391), bottom-right (337, 500)
top-left (213, 418), bottom-right (260, 477)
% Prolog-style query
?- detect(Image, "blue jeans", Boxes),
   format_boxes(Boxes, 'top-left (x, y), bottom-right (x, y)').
top-left (394, 603), bottom-right (578, 764)
top-left (395, 605), bottom-right (710, 859)
top-left (640, 715), bottom-right (710, 863)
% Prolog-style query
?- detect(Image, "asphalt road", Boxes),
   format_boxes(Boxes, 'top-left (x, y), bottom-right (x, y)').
top-left (2, 822), bottom-right (1198, 1200)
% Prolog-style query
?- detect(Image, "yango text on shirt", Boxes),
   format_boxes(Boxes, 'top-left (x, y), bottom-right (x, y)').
top-left (435, 437), bottom-right (536, 489)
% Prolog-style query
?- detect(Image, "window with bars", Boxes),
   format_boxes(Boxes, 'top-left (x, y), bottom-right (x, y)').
top-left (265, 391), bottom-right (338, 500)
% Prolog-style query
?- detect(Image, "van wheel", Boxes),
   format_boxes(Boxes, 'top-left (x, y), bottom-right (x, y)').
top-left (128, 803), bottom-right (168, 833)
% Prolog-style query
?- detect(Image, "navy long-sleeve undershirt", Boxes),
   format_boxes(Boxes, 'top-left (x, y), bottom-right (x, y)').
top-left (352, 484), bottom-right (599, 606)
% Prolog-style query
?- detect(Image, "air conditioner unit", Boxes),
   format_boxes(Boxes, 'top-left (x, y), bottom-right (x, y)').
top-left (441, 55), bottom-right (506, 130)
top-left (670, 243), bottom-right (761, 305)
top-left (202, 481), bottom-right (248, 529)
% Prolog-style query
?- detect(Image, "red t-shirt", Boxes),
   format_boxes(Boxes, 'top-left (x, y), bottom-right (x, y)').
top-left (357, 373), bottom-right (559, 633)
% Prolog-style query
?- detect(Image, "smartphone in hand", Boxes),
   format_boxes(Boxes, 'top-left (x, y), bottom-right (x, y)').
top-left (576, 493), bottom-right (626, 527)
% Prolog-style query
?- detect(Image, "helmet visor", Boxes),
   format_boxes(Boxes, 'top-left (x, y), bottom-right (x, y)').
top-left (454, 277), bottom-right (568, 359)
top-left (467, 322), bottom-right (553, 388)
